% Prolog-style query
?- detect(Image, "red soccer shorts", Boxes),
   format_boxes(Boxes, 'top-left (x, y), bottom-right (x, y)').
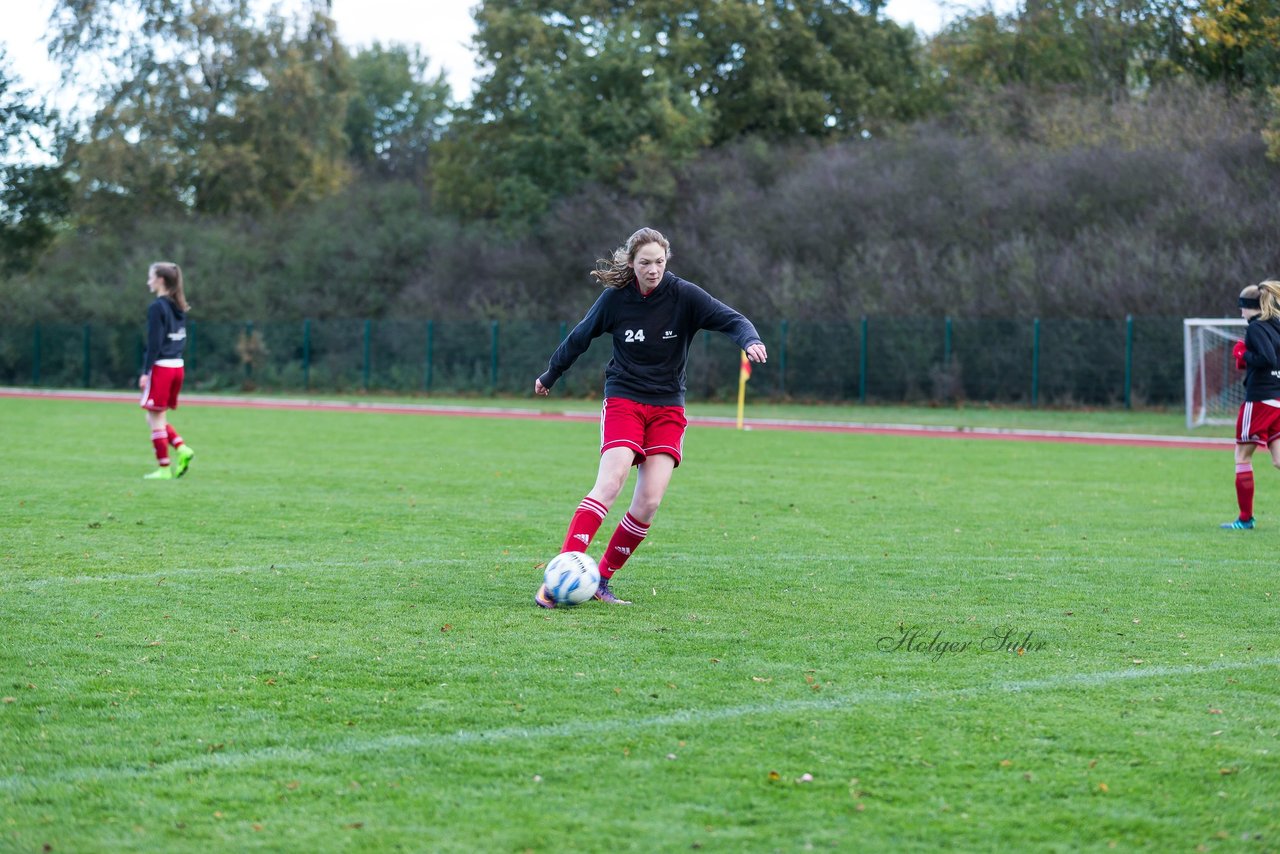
top-left (1236, 400), bottom-right (1280, 446)
top-left (140, 364), bottom-right (185, 411)
top-left (600, 398), bottom-right (687, 466)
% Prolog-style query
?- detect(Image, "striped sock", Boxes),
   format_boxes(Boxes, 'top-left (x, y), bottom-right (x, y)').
top-left (598, 512), bottom-right (650, 579)
top-left (561, 496), bottom-right (608, 553)
top-left (151, 430), bottom-right (170, 465)
top-left (1236, 462), bottom-right (1254, 521)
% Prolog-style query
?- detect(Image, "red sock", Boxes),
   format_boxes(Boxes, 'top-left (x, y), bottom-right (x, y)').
top-left (598, 512), bottom-right (649, 579)
top-left (151, 430), bottom-right (170, 465)
top-left (1236, 463), bottom-right (1254, 521)
top-left (166, 424), bottom-right (184, 448)
top-left (561, 496), bottom-right (608, 553)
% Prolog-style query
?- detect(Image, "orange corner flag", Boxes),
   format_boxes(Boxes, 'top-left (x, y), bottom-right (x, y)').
top-left (739, 350), bottom-right (752, 382)
top-left (737, 350), bottom-right (751, 429)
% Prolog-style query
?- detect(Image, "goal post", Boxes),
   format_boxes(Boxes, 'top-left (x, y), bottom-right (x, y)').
top-left (1184, 317), bottom-right (1247, 429)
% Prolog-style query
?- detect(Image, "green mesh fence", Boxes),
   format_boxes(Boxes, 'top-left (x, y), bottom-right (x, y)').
top-left (0, 317), bottom-right (1188, 406)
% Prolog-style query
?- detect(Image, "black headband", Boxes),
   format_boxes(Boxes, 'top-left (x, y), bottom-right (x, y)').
top-left (1240, 296), bottom-right (1261, 309)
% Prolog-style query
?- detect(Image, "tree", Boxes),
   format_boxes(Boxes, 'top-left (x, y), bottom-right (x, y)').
top-left (49, 0), bottom-right (353, 218)
top-left (1187, 0), bottom-right (1280, 89)
top-left (929, 0), bottom-right (1179, 96)
top-left (344, 43), bottom-right (453, 181)
top-left (435, 0), bottom-right (931, 224)
top-left (0, 48), bottom-right (70, 274)
top-left (656, 0), bottom-right (932, 141)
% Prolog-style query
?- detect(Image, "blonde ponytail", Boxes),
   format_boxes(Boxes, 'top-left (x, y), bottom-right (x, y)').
top-left (1258, 280), bottom-right (1280, 322)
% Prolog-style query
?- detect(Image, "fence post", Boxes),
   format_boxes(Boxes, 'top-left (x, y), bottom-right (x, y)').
top-left (858, 316), bottom-right (868, 404)
top-left (82, 324), bottom-right (91, 388)
top-left (302, 319), bottom-right (311, 391)
top-left (1124, 314), bottom-right (1133, 409)
top-left (778, 319), bottom-right (788, 398)
top-left (944, 316), bottom-right (952, 366)
top-left (362, 319), bottom-right (372, 391)
top-left (244, 321), bottom-right (254, 380)
top-left (32, 324), bottom-right (40, 386)
top-left (490, 320), bottom-right (499, 394)
top-left (1031, 318), bottom-right (1040, 408)
top-left (425, 320), bottom-right (434, 393)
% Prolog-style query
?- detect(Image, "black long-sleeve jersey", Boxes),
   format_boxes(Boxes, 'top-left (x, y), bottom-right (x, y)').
top-left (538, 272), bottom-right (763, 406)
top-left (1242, 315), bottom-right (1280, 401)
top-left (143, 296), bottom-right (188, 374)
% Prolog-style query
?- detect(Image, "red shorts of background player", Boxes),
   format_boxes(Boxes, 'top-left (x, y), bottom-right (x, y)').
top-left (1236, 400), bottom-right (1280, 446)
top-left (140, 363), bottom-right (185, 411)
top-left (600, 397), bottom-right (688, 466)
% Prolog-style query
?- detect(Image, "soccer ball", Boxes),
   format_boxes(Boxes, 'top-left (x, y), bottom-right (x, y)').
top-left (543, 551), bottom-right (600, 605)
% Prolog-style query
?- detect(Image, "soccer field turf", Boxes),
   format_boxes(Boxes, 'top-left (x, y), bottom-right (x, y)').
top-left (2, 396), bottom-right (1276, 851)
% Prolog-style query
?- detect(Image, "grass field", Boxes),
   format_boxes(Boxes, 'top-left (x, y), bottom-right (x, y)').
top-left (2, 395), bottom-right (1276, 852)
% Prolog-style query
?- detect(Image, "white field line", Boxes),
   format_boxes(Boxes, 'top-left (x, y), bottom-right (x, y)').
top-left (4, 559), bottom-right (480, 590)
top-left (1, 387), bottom-right (1229, 447)
top-left (703, 416), bottom-right (1231, 446)
top-left (0, 387), bottom-right (554, 416)
top-left (4, 551), bottom-right (1269, 593)
top-left (1, 656), bottom-right (1276, 793)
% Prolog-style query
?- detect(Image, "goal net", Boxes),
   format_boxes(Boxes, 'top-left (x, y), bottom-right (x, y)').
top-left (1184, 317), bottom-right (1247, 429)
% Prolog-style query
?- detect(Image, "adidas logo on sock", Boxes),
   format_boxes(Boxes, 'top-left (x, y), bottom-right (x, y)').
top-left (574, 534), bottom-right (590, 545)
top-left (614, 546), bottom-right (632, 556)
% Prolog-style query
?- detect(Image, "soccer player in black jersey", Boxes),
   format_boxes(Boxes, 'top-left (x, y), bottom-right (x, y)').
top-left (532, 227), bottom-right (768, 607)
top-left (139, 262), bottom-right (196, 480)
top-left (1222, 280), bottom-right (1280, 529)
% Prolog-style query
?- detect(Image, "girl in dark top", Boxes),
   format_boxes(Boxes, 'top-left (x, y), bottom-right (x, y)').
top-left (1222, 280), bottom-right (1280, 529)
top-left (139, 262), bottom-right (195, 480)
top-left (533, 227), bottom-right (767, 606)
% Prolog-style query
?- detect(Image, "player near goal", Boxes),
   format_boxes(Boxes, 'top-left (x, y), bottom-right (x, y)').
top-left (1222, 280), bottom-right (1280, 529)
top-left (139, 262), bottom-right (196, 480)
top-left (532, 227), bottom-right (768, 606)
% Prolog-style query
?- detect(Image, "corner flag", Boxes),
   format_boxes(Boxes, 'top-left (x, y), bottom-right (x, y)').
top-left (736, 350), bottom-right (751, 430)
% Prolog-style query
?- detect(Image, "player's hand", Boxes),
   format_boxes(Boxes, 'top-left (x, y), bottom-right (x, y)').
top-left (535, 378), bottom-right (550, 396)
top-left (138, 374), bottom-right (147, 389)
top-left (1233, 340), bottom-right (1247, 370)
top-left (745, 342), bottom-right (767, 364)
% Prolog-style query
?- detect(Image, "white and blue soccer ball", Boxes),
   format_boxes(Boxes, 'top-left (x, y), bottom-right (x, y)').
top-left (543, 551), bottom-right (600, 605)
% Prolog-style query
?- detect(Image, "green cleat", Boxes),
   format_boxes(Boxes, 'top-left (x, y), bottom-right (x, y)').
top-left (173, 444), bottom-right (195, 477)
top-left (143, 466), bottom-right (174, 480)
top-left (1219, 517), bottom-right (1255, 530)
